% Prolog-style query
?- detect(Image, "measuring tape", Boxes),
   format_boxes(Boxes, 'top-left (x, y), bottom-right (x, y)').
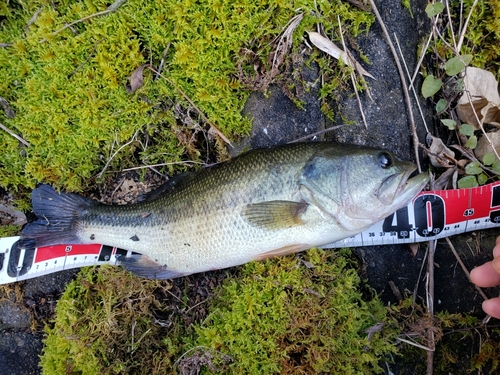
top-left (2, 181), bottom-right (500, 285)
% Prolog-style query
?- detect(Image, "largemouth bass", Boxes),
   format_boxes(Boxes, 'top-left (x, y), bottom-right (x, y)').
top-left (22, 142), bottom-right (428, 279)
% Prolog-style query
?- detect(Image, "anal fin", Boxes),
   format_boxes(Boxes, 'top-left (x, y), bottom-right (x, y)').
top-left (254, 243), bottom-right (308, 261)
top-left (242, 201), bottom-right (309, 230)
top-left (117, 253), bottom-right (187, 279)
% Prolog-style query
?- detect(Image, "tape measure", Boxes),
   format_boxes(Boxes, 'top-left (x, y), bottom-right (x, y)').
top-left (2, 181), bottom-right (500, 285)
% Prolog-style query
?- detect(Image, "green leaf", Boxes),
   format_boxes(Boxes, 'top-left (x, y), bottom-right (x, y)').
top-left (478, 173), bottom-right (488, 185)
top-left (460, 124), bottom-right (474, 136)
top-left (483, 152), bottom-right (496, 166)
top-left (465, 161), bottom-right (482, 175)
top-left (444, 55), bottom-right (473, 76)
top-left (422, 75), bottom-right (442, 98)
top-left (436, 99), bottom-right (447, 113)
top-left (465, 135), bottom-right (477, 149)
top-left (425, 2), bottom-right (445, 17)
top-left (493, 161), bottom-right (500, 173)
top-left (440, 119), bottom-right (456, 130)
top-left (462, 54), bottom-right (473, 65)
top-left (458, 175), bottom-right (478, 188)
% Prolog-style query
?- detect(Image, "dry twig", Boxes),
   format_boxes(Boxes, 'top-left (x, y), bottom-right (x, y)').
top-left (394, 34), bottom-right (429, 133)
top-left (445, 237), bottom-right (489, 301)
top-left (97, 131), bottom-right (138, 179)
top-left (41, 0), bottom-right (127, 43)
top-left (288, 124), bottom-right (349, 143)
top-left (425, 240), bottom-right (436, 374)
top-left (367, 0), bottom-right (421, 172)
top-left (121, 161), bottom-right (204, 172)
top-left (337, 15), bottom-right (368, 129)
top-left (0, 122), bottom-right (30, 147)
top-left (457, 0), bottom-right (479, 53)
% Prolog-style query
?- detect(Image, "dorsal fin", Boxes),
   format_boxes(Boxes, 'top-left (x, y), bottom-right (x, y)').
top-left (137, 171), bottom-right (197, 202)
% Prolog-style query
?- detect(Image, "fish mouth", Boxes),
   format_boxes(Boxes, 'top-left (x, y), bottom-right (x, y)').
top-left (376, 167), bottom-right (429, 207)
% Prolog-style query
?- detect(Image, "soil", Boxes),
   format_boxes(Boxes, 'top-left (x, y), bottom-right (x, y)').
top-left (2, 0), bottom-right (500, 374)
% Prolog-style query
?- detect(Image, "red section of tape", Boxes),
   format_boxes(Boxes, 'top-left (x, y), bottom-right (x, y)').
top-left (34, 244), bottom-right (103, 263)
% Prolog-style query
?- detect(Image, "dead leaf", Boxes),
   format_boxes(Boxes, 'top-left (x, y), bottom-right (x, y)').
top-left (433, 167), bottom-right (458, 190)
top-left (303, 288), bottom-right (322, 297)
top-left (408, 243), bottom-right (419, 257)
top-left (237, 13), bottom-right (304, 92)
top-left (388, 281), bottom-right (403, 301)
top-left (425, 133), bottom-right (455, 168)
top-left (457, 67), bottom-right (500, 129)
top-left (306, 31), bottom-right (375, 79)
top-left (271, 13), bottom-right (303, 70)
top-left (0, 204), bottom-right (27, 226)
top-left (126, 64), bottom-right (154, 94)
top-left (0, 97), bottom-right (15, 118)
top-left (474, 131), bottom-right (500, 162)
top-left (364, 322), bottom-right (384, 341)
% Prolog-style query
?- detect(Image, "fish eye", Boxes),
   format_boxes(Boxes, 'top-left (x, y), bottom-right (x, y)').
top-left (377, 152), bottom-right (393, 169)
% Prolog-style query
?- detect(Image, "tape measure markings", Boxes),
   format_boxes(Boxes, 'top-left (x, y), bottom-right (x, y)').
top-left (2, 182), bottom-right (500, 284)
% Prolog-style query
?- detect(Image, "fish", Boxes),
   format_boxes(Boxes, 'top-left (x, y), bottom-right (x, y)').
top-left (21, 142), bottom-right (429, 279)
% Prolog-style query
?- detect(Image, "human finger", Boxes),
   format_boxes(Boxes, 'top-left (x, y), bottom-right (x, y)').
top-left (482, 297), bottom-right (500, 320)
top-left (493, 238), bottom-right (500, 258)
top-left (470, 261), bottom-right (500, 287)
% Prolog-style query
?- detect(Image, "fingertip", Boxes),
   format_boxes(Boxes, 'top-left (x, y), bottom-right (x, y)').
top-left (483, 298), bottom-right (500, 320)
top-left (470, 266), bottom-right (480, 283)
top-left (470, 262), bottom-right (500, 287)
top-left (494, 243), bottom-right (500, 258)
top-left (494, 257), bottom-right (500, 273)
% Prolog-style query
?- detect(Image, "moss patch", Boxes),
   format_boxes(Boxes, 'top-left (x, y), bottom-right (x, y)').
top-left (193, 248), bottom-right (398, 374)
top-left (40, 249), bottom-right (399, 374)
top-left (0, 0), bottom-right (373, 196)
top-left (40, 266), bottom-right (184, 375)
top-left (458, 0), bottom-right (500, 78)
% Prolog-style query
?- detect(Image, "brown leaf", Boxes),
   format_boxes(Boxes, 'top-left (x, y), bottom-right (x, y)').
top-left (433, 167), bottom-right (458, 190)
top-left (408, 243), bottom-right (419, 257)
top-left (303, 288), bottom-right (322, 297)
top-left (126, 64), bottom-right (154, 94)
top-left (457, 67), bottom-right (500, 129)
top-left (0, 204), bottom-right (27, 226)
top-left (474, 131), bottom-right (500, 162)
top-left (0, 97), bottom-right (15, 118)
top-left (307, 31), bottom-right (375, 79)
top-left (425, 133), bottom-right (455, 168)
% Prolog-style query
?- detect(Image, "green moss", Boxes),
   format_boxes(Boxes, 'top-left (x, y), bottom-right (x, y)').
top-left (40, 266), bottom-right (185, 375)
top-left (0, 0), bottom-right (373, 196)
top-left (458, 0), bottom-right (500, 78)
top-left (0, 224), bottom-right (21, 237)
top-left (192, 249), bottom-right (398, 374)
top-left (401, 0), bottom-right (413, 17)
top-left (40, 250), bottom-right (398, 374)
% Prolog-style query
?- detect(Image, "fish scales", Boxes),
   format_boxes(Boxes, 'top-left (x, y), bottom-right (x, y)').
top-left (22, 142), bottom-right (429, 279)
top-left (81, 143), bottom-right (318, 271)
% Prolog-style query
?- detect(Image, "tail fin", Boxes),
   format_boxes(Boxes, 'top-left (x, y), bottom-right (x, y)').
top-left (21, 184), bottom-right (98, 248)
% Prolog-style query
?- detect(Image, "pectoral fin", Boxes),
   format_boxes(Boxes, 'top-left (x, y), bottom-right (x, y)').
top-left (242, 201), bottom-right (309, 230)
